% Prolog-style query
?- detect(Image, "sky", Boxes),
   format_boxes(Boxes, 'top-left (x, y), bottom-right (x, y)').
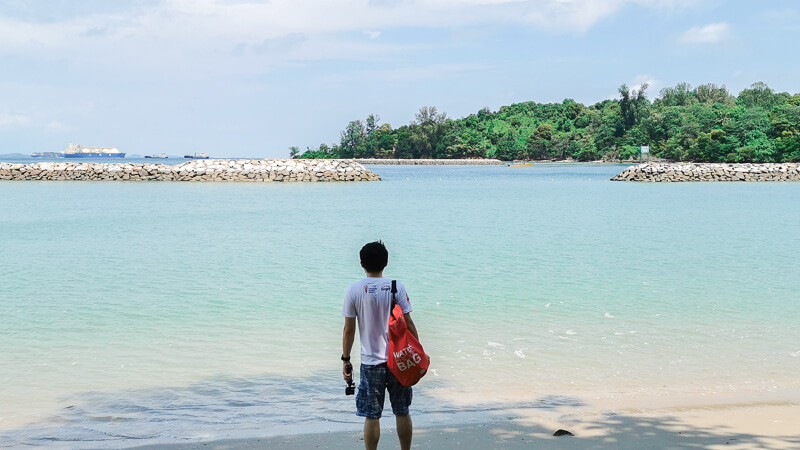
top-left (1, 0), bottom-right (799, 158)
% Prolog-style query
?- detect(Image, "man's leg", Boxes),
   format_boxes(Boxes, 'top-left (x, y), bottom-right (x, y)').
top-left (386, 367), bottom-right (413, 450)
top-left (364, 418), bottom-right (380, 450)
top-left (357, 364), bottom-right (385, 450)
top-left (396, 413), bottom-right (412, 450)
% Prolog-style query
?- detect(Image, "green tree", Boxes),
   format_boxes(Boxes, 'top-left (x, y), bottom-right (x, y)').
top-left (618, 83), bottom-right (650, 130)
top-left (310, 80), bottom-right (795, 164)
top-left (695, 83), bottom-right (734, 105)
top-left (495, 130), bottom-right (520, 161)
top-left (659, 82), bottom-right (695, 107)
top-left (410, 106), bottom-right (449, 158)
top-left (393, 126), bottom-right (415, 159)
top-left (340, 120), bottom-right (367, 158)
top-left (371, 123), bottom-right (395, 158)
top-left (296, 143), bottom-right (341, 159)
top-left (770, 105), bottom-right (800, 161)
top-left (592, 101), bottom-right (623, 153)
top-left (691, 129), bottom-right (727, 162)
top-left (365, 113), bottom-right (380, 136)
top-left (526, 123), bottom-right (553, 159)
top-left (737, 82), bottom-right (778, 109)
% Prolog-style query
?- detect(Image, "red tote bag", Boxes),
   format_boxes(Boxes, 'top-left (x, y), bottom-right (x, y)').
top-left (387, 280), bottom-right (429, 387)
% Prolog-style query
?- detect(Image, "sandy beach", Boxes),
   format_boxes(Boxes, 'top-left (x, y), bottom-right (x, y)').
top-left (131, 402), bottom-right (800, 449)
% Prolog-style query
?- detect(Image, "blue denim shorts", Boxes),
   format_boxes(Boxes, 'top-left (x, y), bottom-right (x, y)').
top-left (356, 363), bottom-right (412, 419)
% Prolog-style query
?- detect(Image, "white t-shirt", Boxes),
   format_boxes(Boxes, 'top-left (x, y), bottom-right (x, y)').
top-left (342, 277), bottom-right (413, 366)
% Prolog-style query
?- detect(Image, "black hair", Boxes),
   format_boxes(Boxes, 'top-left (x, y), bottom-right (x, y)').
top-left (360, 241), bottom-right (388, 273)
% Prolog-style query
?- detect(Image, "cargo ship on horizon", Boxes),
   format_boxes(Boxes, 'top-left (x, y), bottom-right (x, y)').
top-left (63, 143), bottom-right (125, 158)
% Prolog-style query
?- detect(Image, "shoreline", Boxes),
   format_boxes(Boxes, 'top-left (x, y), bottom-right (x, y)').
top-left (353, 158), bottom-right (505, 165)
top-left (353, 158), bottom-right (638, 165)
top-left (130, 401), bottom-right (800, 449)
top-left (4, 375), bottom-right (798, 448)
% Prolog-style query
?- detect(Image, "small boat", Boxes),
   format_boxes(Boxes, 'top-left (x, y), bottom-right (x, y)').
top-left (184, 152), bottom-right (210, 159)
top-left (145, 153), bottom-right (168, 159)
top-left (508, 163), bottom-right (532, 167)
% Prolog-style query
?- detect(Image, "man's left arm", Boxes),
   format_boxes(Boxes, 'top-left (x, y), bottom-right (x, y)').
top-left (403, 313), bottom-right (419, 340)
top-left (404, 313), bottom-right (429, 365)
top-left (342, 317), bottom-right (356, 381)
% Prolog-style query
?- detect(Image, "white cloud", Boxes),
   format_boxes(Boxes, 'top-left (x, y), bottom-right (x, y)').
top-left (0, 112), bottom-right (31, 127)
top-left (760, 8), bottom-right (800, 21)
top-left (759, 8), bottom-right (800, 31)
top-left (601, 75), bottom-right (658, 101)
top-left (0, 0), bottom-right (698, 52)
top-left (631, 74), bottom-right (658, 95)
top-left (318, 63), bottom-right (487, 86)
top-left (0, 16), bottom-right (78, 47)
top-left (0, 0), bottom-right (701, 79)
top-left (46, 121), bottom-right (74, 132)
top-left (679, 23), bottom-right (732, 44)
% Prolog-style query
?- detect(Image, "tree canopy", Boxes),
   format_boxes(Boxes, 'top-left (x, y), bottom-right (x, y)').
top-left (292, 82), bottom-right (800, 163)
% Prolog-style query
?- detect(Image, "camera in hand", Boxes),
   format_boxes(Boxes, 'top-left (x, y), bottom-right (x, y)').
top-left (345, 364), bottom-right (355, 395)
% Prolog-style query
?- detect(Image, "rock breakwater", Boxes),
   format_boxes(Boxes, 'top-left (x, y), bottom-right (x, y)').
top-left (611, 163), bottom-right (800, 182)
top-left (353, 158), bottom-right (504, 165)
top-left (0, 159), bottom-right (380, 182)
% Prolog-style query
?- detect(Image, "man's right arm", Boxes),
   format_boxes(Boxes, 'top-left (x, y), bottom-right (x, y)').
top-left (342, 287), bottom-right (356, 382)
top-left (342, 317), bottom-right (356, 382)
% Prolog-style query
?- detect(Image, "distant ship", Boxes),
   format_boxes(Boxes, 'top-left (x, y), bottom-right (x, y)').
top-left (145, 153), bottom-right (168, 159)
top-left (31, 152), bottom-right (63, 158)
top-left (184, 152), bottom-right (210, 159)
top-left (63, 143), bottom-right (125, 158)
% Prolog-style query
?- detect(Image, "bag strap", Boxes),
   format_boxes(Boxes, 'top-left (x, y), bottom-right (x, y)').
top-left (389, 280), bottom-right (398, 319)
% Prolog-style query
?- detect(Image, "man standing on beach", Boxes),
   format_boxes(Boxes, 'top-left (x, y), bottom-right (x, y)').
top-left (342, 241), bottom-right (420, 450)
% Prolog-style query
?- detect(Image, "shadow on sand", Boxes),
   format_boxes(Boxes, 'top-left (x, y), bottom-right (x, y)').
top-left (133, 409), bottom-right (800, 449)
top-left (1, 370), bottom-right (798, 449)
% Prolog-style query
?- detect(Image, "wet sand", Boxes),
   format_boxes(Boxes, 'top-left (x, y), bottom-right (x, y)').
top-left (132, 403), bottom-right (800, 449)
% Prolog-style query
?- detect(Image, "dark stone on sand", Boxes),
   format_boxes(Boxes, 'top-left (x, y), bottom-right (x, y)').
top-left (553, 429), bottom-right (575, 437)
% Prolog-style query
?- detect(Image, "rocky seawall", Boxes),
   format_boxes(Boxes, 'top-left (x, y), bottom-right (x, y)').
top-left (353, 158), bottom-right (504, 165)
top-left (0, 159), bottom-right (380, 182)
top-left (611, 163), bottom-right (800, 182)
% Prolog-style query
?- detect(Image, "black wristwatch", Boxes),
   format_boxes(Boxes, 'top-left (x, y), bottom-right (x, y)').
top-left (341, 354), bottom-right (351, 363)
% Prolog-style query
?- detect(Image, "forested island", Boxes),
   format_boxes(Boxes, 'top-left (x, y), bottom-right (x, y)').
top-left (291, 82), bottom-right (800, 163)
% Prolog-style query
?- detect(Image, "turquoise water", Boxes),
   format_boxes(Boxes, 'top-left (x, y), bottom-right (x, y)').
top-left (1, 164), bottom-right (799, 447)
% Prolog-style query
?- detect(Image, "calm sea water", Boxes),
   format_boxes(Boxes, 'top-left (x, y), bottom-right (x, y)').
top-left (1, 162), bottom-right (799, 448)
